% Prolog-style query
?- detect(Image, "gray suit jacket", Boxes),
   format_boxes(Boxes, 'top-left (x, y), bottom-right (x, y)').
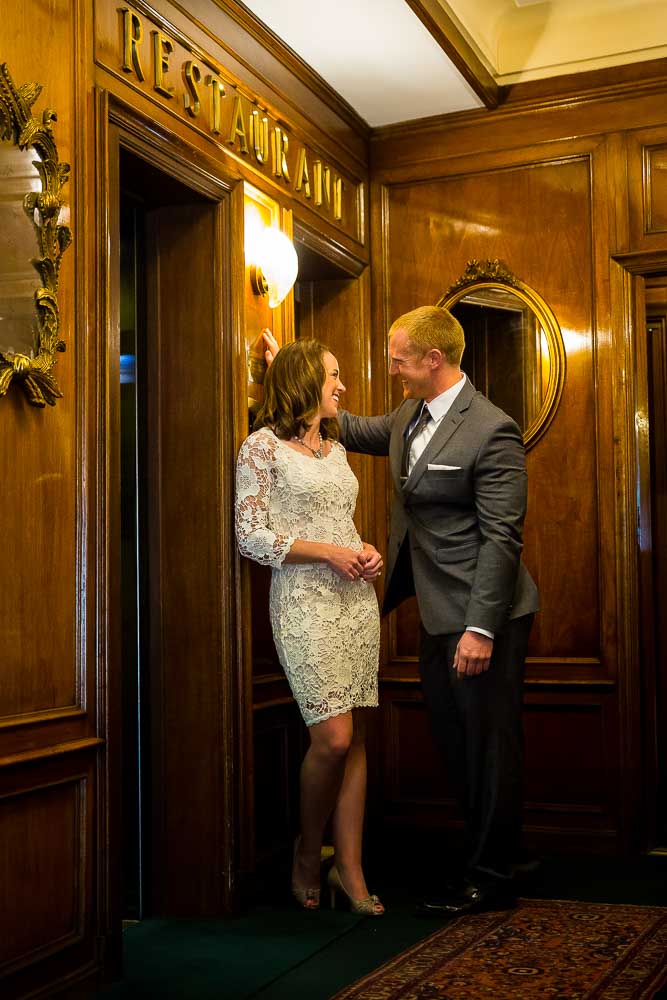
top-left (338, 379), bottom-right (539, 635)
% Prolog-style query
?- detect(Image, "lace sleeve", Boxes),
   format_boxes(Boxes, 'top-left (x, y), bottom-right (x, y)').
top-left (235, 432), bottom-right (294, 567)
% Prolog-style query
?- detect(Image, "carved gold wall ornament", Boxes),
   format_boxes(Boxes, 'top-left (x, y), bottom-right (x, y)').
top-left (0, 63), bottom-right (71, 406)
top-left (438, 260), bottom-right (565, 449)
top-left (443, 258), bottom-right (521, 297)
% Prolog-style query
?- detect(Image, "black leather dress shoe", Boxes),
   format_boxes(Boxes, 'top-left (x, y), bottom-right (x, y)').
top-left (415, 878), bottom-right (517, 918)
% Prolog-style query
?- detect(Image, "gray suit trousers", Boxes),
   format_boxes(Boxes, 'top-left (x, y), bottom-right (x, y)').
top-left (419, 613), bottom-right (534, 879)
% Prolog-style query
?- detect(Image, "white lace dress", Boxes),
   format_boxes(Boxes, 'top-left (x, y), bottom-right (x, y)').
top-left (235, 427), bottom-right (380, 726)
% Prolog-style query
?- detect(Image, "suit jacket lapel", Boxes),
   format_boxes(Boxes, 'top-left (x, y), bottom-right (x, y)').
top-left (403, 380), bottom-right (476, 492)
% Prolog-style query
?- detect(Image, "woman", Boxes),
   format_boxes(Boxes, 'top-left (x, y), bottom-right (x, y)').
top-left (235, 338), bottom-right (384, 917)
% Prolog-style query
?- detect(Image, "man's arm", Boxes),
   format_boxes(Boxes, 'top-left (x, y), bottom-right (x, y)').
top-left (465, 417), bottom-right (528, 633)
top-left (337, 409), bottom-right (394, 456)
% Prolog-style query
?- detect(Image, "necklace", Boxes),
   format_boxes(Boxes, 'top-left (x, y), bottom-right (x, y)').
top-left (293, 431), bottom-right (324, 459)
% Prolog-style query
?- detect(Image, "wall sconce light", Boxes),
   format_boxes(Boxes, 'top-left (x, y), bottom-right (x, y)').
top-left (249, 226), bottom-right (299, 309)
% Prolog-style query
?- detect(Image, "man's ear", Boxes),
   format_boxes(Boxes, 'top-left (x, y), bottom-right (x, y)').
top-left (428, 348), bottom-right (443, 369)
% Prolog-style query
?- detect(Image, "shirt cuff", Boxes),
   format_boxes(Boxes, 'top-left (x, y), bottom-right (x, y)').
top-left (466, 626), bottom-right (495, 640)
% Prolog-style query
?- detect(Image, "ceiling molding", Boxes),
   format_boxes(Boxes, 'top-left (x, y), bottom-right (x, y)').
top-left (369, 55), bottom-right (667, 145)
top-left (402, 0), bottom-right (501, 108)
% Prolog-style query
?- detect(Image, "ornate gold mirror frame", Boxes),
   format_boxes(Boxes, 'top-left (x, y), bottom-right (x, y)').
top-left (0, 63), bottom-right (71, 406)
top-left (437, 259), bottom-right (565, 449)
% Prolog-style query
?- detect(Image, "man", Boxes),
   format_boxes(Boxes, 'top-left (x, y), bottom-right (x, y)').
top-left (263, 305), bottom-right (538, 915)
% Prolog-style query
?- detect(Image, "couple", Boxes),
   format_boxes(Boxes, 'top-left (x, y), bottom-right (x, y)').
top-left (235, 305), bottom-right (539, 919)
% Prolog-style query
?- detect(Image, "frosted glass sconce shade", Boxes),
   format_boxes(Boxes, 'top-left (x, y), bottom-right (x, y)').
top-left (249, 227), bottom-right (299, 308)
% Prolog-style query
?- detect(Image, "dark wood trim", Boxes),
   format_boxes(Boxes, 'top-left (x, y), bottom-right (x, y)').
top-left (612, 250), bottom-right (667, 275)
top-left (0, 739), bottom-right (104, 769)
top-left (224, 176), bottom-right (252, 900)
top-left (608, 252), bottom-right (667, 852)
top-left (0, 708), bottom-right (87, 730)
top-left (503, 55), bottom-right (667, 107)
top-left (98, 91), bottom-right (123, 980)
top-left (402, 0), bottom-right (500, 109)
top-left (293, 219), bottom-right (367, 278)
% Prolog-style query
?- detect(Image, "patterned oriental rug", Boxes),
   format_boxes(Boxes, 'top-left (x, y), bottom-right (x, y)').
top-left (331, 899), bottom-right (667, 1000)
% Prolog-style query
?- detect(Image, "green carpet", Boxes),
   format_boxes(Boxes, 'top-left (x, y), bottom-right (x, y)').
top-left (94, 853), bottom-right (667, 999)
top-left (96, 908), bottom-right (366, 999)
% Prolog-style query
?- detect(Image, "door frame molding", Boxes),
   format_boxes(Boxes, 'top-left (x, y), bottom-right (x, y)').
top-left (611, 248), bottom-right (667, 852)
top-left (94, 87), bottom-right (250, 969)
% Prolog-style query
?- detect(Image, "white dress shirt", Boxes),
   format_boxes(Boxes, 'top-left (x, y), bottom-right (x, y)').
top-left (406, 373), bottom-right (467, 475)
top-left (405, 374), bottom-right (494, 642)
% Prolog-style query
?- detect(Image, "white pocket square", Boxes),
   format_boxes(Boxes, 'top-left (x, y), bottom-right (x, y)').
top-left (428, 463), bottom-right (462, 471)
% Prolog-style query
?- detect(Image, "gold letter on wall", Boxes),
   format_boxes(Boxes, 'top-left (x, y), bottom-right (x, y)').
top-left (249, 110), bottom-right (269, 164)
top-left (152, 30), bottom-right (175, 98)
top-left (313, 161), bottom-right (330, 210)
top-left (227, 96), bottom-right (249, 154)
top-left (205, 75), bottom-right (226, 134)
top-left (183, 61), bottom-right (201, 117)
top-left (121, 9), bottom-right (145, 81)
top-left (271, 127), bottom-right (290, 182)
top-left (294, 149), bottom-right (311, 199)
top-left (333, 177), bottom-right (343, 221)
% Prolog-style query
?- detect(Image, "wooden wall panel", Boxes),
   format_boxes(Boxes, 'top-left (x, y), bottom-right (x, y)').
top-left (382, 692), bottom-right (452, 807)
top-left (0, 752), bottom-right (97, 1000)
top-left (0, 782), bottom-right (82, 969)
top-left (299, 273), bottom-right (375, 542)
top-left (3, 0), bottom-right (373, 992)
top-left (253, 704), bottom-right (305, 863)
top-left (0, 0), bottom-right (101, 994)
top-left (384, 156), bottom-right (600, 663)
top-left (0, 6), bottom-right (79, 719)
top-left (368, 81), bottom-right (667, 849)
top-left (144, 197), bottom-right (230, 917)
top-left (628, 125), bottom-right (667, 247)
top-left (523, 698), bottom-right (615, 817)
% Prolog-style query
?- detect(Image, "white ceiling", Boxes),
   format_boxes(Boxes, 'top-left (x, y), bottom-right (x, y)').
top-left (243, 0), bottom-right (483, 127)
top-left (242, 0), bottom-right (667, 127)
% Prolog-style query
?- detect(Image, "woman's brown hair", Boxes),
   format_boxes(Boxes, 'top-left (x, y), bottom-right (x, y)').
top-left (254, 339), bottom-right (340, 441)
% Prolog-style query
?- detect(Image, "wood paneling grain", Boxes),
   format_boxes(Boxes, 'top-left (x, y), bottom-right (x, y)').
top-left (0, 778), bottom-right (85, 971)
top-left (0, 1), bottom-right (79, 721)
top-left (145, 199), bottom-right (226, 917)
top-left (369, 86), bottom-right (667, 851)
top-left (383, 157), bottom-right (599, 663)
top-left (617, 125), bottom-right (667, 252)
top-left (383, 694), bottom-right (451, 805)
top-left (253, 705), bottom-right (305, 862)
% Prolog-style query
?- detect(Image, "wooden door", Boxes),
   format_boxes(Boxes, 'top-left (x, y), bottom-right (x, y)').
top-left (646, 276), bottom-right (667, 849)
top-left (106, 127), bottom-right (246, 926)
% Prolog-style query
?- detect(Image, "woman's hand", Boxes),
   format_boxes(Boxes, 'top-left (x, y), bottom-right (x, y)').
top-left (325, 545), bottom-right (367, 581)
top-left (360, 542), bottom-right (383, 580)
top-left (261, 328), bottom-right (280, 366)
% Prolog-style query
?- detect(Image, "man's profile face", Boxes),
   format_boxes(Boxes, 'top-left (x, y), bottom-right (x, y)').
top-left (388, 328), bottom-right (433, 399)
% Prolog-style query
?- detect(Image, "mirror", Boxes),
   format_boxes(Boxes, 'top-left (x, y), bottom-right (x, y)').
top-left (437, 260), bottom-right (565, 449)
top-left (0, 63), bottom-right (71, 406)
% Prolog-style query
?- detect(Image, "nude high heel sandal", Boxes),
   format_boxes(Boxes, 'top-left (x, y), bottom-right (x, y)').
top-left (291, 836), bottom-right (321, 910)
top-left (327, 865), bottom-right (384, 917)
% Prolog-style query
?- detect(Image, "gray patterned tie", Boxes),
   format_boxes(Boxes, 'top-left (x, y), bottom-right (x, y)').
top-left (401, 404), bottom-right (431, 480)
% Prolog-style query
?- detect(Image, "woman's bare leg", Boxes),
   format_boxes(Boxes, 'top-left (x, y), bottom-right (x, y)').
top-left (330, 710), bottom-right (383, 910)
top-left (292, 712), bottom-right (353, 903)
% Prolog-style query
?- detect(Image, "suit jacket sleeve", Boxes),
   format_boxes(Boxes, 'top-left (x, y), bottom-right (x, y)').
top-left (466, 417), bottom-right (528, 632)
top-left (337, 408), bottom-right (395, 456)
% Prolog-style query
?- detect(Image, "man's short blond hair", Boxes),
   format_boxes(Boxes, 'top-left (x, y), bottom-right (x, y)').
top-left (389, 305), bottom-right (465, 366)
